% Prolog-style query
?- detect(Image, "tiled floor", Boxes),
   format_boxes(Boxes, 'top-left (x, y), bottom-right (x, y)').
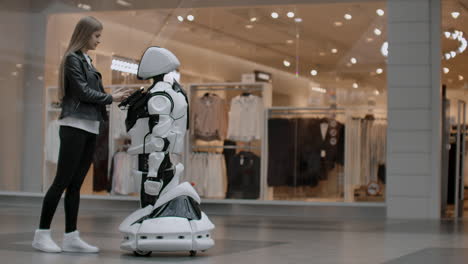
top-left (1, 204), bottom-right (468, 264)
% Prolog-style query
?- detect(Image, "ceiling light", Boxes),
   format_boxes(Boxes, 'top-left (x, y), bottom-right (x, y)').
top-left (334, 21), bottom-right (343, 27)
top-left (319, 52), bottom-right (326, 56)
top-left (459, 75), bottom-right (464, 81)
top-left (287, 12), bottom-right (295, 18)
top-left (111, 59), bottom-right (138, 74)
top-left (344, 14), bottom-right (352, 20)
top-left (381, 42), bottom-right (389, 57)
top-left (353, 83), bottom-right (359, 89)
top-left (444, 31), bottom-right (451, 38)
top-left (250, 17), bottom-right (257, 22)
top-left (374, 28), bottom-right (382, 36)
top-left (187, 15), bottom-right (195, 21)
top-left (311, 87), bottom-right (327, 93)
top-left (376, 9), bottom-right (385, 16)
top-left (310, 70), bottom-right (318, 76)
top-left (445, 53), bottom-right (451, 60)
top-left (286, 39), bottom-right (294, 44)
top-left (245, 24), bottom-right (253, 29)
top-left (331, 48), bottom-right (338, 54)
top-left (452, 12), bottom-right (460, 19)
top-left (450, 51), bottom-right (457, 58)
top-left (374, 90), bottom-right (380, 95)
top-left (350, 57), bottom-right (357, 64)
top-left (443, 67), bottom-right (450, 74)
top-left (177, 16), bottom-right (184, 22)
top-left (116, 0), bottom-right (132, 7)
top-left (366, 37), bottom-right (374, 42)
top-left (77, 3), bottom-right (91, 10)
top-left (271, 12), bottom-right (279, 19)
top-left (376, 68), bottom-right (383, 74)
top-left (283, 60), bottom-right (291, 67)
top-left (294, 17), bottom-right (303, 23)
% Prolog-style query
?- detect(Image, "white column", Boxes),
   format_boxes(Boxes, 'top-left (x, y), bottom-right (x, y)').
top-left (386, 0), bottom-right (441, 219)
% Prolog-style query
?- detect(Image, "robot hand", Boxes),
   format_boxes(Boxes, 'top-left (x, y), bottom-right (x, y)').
top-left (144, 179), bottom-right (163, 196)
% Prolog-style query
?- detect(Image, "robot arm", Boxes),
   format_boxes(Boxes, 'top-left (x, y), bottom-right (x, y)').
top-left (143, 82), bottom-right (174, 196)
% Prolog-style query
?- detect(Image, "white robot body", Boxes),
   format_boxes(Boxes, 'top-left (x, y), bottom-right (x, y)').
top-left (119, 47), bottom-right (215, 256)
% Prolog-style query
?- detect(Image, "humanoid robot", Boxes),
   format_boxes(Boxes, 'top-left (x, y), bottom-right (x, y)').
top-left (118, 47), bottom-right (215, 257)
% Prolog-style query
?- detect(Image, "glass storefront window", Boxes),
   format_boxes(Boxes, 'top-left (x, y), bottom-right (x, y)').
top-left (0, 0), bottom-right (387, 203)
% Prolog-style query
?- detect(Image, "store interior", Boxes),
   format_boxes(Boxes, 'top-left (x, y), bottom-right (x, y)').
top-left (33, 0), bottom-right (468, 208)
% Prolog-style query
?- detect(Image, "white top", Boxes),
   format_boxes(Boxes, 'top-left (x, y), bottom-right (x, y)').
top-left (227, 95), bottom-right (263, 142)
top-left (59, 52), bottom-right (100, 135)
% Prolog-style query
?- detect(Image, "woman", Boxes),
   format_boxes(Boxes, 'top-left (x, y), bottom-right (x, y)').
top-left (32, 16), bottom-right (131, 253)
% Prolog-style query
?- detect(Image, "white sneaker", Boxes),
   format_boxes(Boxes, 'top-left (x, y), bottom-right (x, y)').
top-left (32, 229), bottom-right (62, 253)
top-left (62, 231), bottom-right (99, 253)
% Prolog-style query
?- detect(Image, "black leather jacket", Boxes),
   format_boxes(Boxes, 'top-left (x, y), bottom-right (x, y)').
top-left (59, 51), bottom-right (112, 122)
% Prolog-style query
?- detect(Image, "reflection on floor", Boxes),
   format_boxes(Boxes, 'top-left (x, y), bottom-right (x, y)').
top-left (1, 203), bottom-right (468, 264)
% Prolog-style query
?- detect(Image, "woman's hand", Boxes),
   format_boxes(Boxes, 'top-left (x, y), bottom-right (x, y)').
top-left (112, 87), bottom-right (133, 102)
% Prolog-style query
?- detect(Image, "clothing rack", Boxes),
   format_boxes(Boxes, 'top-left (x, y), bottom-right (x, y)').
top-left (187, 82), bottom-right (272, 200)
top-left (191, 145), bottom-right (261, 150)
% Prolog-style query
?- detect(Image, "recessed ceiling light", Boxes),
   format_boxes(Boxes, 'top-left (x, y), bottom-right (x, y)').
top-left (353, 83), bottom-right (359, 89)
top-left (245, 24), bottom-right (253, 29)
top-left (366, 37), bottom-right (374, 42)
top-left (187, 15), bottom-right (195, 21)
top-left (344, 14), bottom-right (352, 20)
top-left (331, 48), bottom-right (338, 54)
top-left (294, 17), bottom-right (303, 23)
top-left (376, 9), bottom-right (385, 16)
top-left (287, 12), bottom-right (295, 18)
top-left (283, 60), bottom-right (291, 67)
top-left (334, 21), bottom-right (343, 27)
top-left (443, 67), bottom-right (450, 74)
top-left (319, 52), bottom-right (326, 56)
top-left (450, 51), bottom-right (457, 58)
top-left (350, 57), bottom-right (357, 64)
top-left (445, 53), bottom-right (452, 60)
top-left (376, 68), bottom-right (383, 74)
top-left (116, 0), bottom-right (132, 7)
top-left (374, 28), bottom-right (382, 36)
top-left (250, 17), bottom-right (257, 22)
top-left (444, 31), bottom-right (451, 38)
top-left (452, 12), bottom-right (461, 19)
top-left (271, 12), bottom-right (279, 19)
top-left (286, 39), bottom-right (294, 44)
top-left (177, 16), bottom-right (184, 22)
top-left (310, 69), bottom-right (318, 76)
top-left (374, 90), bottom-right (380, 95)
top-left (459, 75), bottom-right (464, 81)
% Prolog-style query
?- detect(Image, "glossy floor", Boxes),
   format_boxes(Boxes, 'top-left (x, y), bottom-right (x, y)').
top-left (1, 204), bottom-right (468, 264)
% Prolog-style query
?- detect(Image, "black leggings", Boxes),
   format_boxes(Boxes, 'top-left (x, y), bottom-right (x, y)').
top-left (39, 126), bottom-right (97, 233)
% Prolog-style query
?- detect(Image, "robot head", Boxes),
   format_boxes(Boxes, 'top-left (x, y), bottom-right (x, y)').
top-left (137, 47), bottom-right (180, 80)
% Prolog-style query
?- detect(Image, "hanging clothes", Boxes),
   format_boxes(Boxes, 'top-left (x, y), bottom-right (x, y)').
top-left (267, 118), bottom-right (296, 186)
top-left (45, 120), bottom-right (60, 163)
top-left (227, 151), bottom-right (261, 199)
top-left (111, 151), bottom-right (137, 195)
top-left (186, 152), bottom-right (227, 198)
top-left (191, 94), bottom-right (228, 141)
top-left (227, 94), bottom-right (264, 142)
top-left (344, 118), bottom-right (362, 187)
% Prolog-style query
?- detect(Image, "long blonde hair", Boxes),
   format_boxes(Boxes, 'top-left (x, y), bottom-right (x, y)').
top-left (58, 16), bottom-right (103, 101)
